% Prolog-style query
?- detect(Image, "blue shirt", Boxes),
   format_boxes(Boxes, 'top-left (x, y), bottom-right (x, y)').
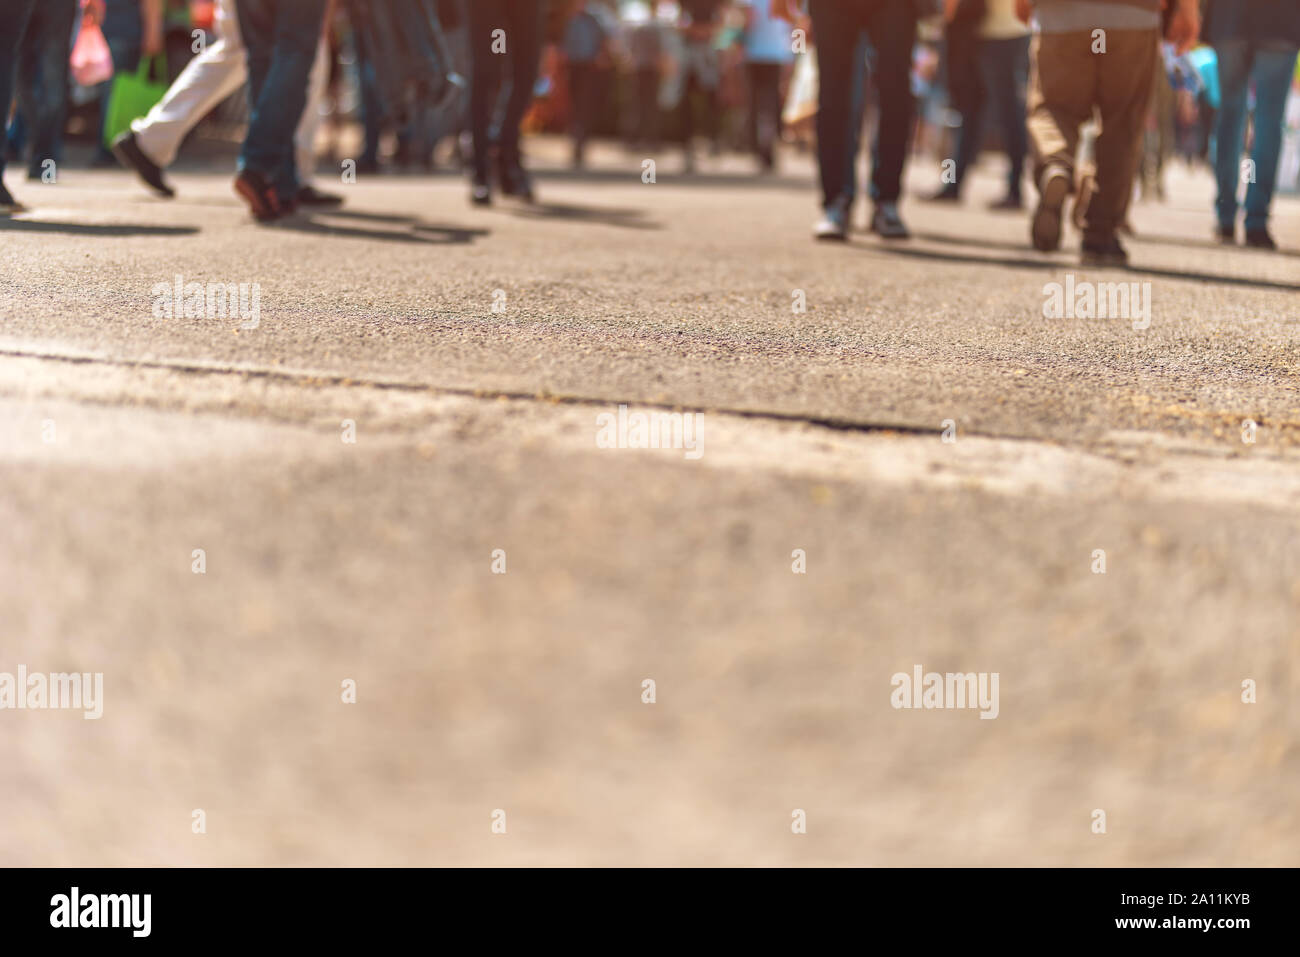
top-left (741, 0), bottom-right (794, 64)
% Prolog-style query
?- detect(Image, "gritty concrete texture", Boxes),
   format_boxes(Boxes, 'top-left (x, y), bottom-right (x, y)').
top-left (1, 141), bottom-right (1297, 865)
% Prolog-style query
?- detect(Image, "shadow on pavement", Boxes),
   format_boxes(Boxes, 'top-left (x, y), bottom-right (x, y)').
top-left (917, 228), bottom-right (1300, 261)
top-left (534, 165), bottom-right (809, 191)
top-left (1130, 231), bottom-right (1300, 259)
top-left (898, 233), bottom-right (1300, 291)
top-left (506, 201), bottom-right (658, 230)
top-left (270, 210), bottom-right (488, 245)
top-left (0, 218), bottom-right (199, 237)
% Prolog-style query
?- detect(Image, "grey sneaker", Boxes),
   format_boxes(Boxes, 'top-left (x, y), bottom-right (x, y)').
top-left (870, 201), bottom-right (909, 239)
top-left (814, 196), bottom-right (850, 241)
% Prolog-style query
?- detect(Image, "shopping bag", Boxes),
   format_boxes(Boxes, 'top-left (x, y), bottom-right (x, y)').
top-left (103, 56), bottom-right (168, 148)
top-left (70, 19), bottom-right (114, 88)
top-left (782, 47), bottom-right (818, 126)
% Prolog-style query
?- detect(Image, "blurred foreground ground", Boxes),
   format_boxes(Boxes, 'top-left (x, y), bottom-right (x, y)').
top-left (1, 140), bottom-right (1298, 865)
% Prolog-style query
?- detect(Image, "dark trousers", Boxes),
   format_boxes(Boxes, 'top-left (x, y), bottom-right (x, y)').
top-left (809, 0), bottom-right (916, 208)
top-left (944, 21), bottom-right (982, 187)
top-left (353, 31), bottom-right (383, 165)
top-left (0, 0), bottom-right (39, 179)
top-left (677, 41), bottom-right (719, 154)
top-left (952, 34), bottom-right (1029, 198)
top-left (467, 0), bottom-right (546, 178)
top-left (568, 60), bottom-right (598, 161)
top-left (12, 0), bottom-right (76, 175)
top-left (746, 61), bottom-right (782, 167)
top-left (630, 66), bottom-right (659, 147)
top-left (236, 0), bottom-right (328, 199)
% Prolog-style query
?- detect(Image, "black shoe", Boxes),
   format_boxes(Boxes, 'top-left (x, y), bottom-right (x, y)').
top-left (1215, 223), bottom-right (1235, 244)
top-left (296, 184), bottom-right (344, 207)
top-left (814, 195), bottom-right (850, 241)
top-left (988, 194), bottom-right (1023, 211)
top-left (111, 131), bottom-right (175, 198)
top-left (1244, 228), bottom-right (1277, 250)
top-left (233, 169), bottom-right (282, 222)
top-left (1032, 166), bottom-right (1070, 252)
top-left (870, 201), bottom-right (910, 240)
top-left (497, 159), bottom-right (535, 203)
top-left (1081, 235), bottom-right (1129, 267)
top-left (0, 180), bottom-right (24, 213)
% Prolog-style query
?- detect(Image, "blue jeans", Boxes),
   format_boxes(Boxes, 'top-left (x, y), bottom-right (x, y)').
top-left (0, 0), bottom-right (40, 180)
top-left (352, 18), bottom-right (383, 166)
top-left (236, 0), bottom-right (327, 200)
top-left (9, 0), bottom-right (76, 175)
top-left (1212, 39), bottom-right (1300, 231)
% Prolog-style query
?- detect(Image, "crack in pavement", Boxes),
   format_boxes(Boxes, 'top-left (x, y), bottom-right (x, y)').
top-left (3, 348), bottom-right (1299, 513)
top-left (0, 344), bottom-right (946, 438)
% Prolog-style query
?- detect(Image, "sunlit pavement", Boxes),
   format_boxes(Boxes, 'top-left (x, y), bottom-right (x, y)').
top-left (1, 140), bottom-right (1297, 865)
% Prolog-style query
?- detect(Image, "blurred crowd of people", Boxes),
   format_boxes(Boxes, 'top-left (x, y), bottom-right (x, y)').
top-left (2, 1), bottom-right (1299, 259)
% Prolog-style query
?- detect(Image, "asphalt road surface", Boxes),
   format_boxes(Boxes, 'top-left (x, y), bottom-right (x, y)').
top-left (1, 142), bottom-right (1297, 865)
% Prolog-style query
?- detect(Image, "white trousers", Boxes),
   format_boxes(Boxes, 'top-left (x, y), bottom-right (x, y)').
top-left (130, 0), bottom-right (329, 184)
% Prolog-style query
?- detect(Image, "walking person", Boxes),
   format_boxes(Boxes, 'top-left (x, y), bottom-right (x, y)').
top-left (927, 0), bottom-right (985, 203)
top-left (739, 0), bottom-right (795, 173)
top-left (1139, 46), bottom-right (1176, 202)
top-left (789, 0), bottom-right (918, 240)
top-left (91, 0), bottom-right (164, 168)
top-left (929, 0), bottom-right (1029, 208)
top-left (1205, 0), bottom-right (1300, 250)
top-left (231, 0), bottom-right (329, 220)
top-left (112, 0), bottom-right (339, 205)
top-left (0, 0), bottom-right (40, 211)
top-left (624, 3), bottom-right (664, 151)
top-left (466, 0), bottom-right (547, 205)
top-left (1021, 0), bottom-right (1199, 266)
top-left (563, 0), bottom-right (613, 169)
top-left (8, 0), bottom-right (77, 183)
top-left (675, 0), bottom-right (723, 172)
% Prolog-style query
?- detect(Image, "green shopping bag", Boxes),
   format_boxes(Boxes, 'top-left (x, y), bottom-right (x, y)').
top-left (103, 56), bottom-right (168, 148)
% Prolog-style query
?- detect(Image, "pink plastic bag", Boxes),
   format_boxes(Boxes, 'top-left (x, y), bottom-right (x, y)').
top-left (70, 20), bottom-right (114, 87)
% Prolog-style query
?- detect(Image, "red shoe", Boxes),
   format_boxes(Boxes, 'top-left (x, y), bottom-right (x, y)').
top-left (233, 169), bottom-right (282, 222)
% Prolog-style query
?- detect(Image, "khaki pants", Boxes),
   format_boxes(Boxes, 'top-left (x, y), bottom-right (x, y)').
top-left (1027, 28), bottom-right (1158, 241)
